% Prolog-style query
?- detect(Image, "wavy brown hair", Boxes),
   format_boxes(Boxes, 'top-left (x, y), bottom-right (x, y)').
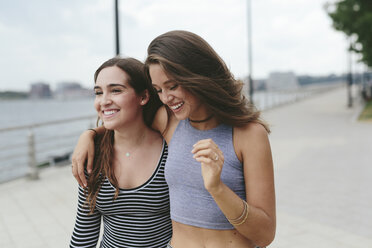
top-left (85, 57), bottom-right (162, 213)
top-left (144, 30), bottom-right (269, 132)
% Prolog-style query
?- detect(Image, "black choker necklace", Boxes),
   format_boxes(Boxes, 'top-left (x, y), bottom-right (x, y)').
top-left (189, 114), bottom-right (214, 123)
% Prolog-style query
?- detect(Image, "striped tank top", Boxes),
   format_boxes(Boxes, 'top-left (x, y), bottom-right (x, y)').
top-left (70, 142), bottom-right (172, 248)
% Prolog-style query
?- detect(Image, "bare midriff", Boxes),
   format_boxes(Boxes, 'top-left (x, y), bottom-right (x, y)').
top-left (170, 221), bottom-right (256, 248)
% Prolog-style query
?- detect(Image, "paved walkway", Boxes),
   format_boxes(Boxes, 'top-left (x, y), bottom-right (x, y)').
top-left (0, 86), bottom-right (371, 247)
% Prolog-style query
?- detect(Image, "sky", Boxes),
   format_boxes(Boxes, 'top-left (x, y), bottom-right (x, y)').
top-left (0, 0), bottom-right (357, 91)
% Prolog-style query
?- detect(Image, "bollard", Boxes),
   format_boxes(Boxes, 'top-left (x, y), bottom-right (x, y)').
top-left (28, 129), bottom-right (39, 180)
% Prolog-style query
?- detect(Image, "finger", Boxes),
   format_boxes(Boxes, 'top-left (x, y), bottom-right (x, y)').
top-left (77, 160), bottom-right (87, 187)
top-left (71, 160), bottom-right (84, 187)
top-left (193, 138), bottom-right (215, 147)
top-left (87, 151), bottom-right (94, 174)
top-left (192, 140), bottom-right (217, 153)
top-left (192, 148), bottom-right (214, 159)
top-left (194, 156), bottom-right (213, 164)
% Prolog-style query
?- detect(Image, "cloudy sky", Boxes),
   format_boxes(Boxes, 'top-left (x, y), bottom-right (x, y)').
top-left (0, 0), bottom-right (354, 91)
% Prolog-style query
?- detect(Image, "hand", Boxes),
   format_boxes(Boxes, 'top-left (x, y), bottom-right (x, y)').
top-left (71, 130), bottom-right (96, 187)
top-left (192, 138), bottom-right (224, 193)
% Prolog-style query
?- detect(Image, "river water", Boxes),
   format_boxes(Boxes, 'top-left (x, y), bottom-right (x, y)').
top-left (0, 97), bottom-right (96, 182)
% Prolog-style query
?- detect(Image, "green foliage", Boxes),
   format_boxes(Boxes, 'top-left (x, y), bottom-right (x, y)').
top-left (358, 100), bottom-right (372, 121)
top-left (325, 0), bottom-right (372, 66)
top-left (0, 91), bottom-right (29, 99)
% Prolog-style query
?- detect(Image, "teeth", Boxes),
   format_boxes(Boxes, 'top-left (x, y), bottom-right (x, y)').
top-left (170, 102), bottom-right (183, 110)
top-left (103, 110), bottom-right (117, 115)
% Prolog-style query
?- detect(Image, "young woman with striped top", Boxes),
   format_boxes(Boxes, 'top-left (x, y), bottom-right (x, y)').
top-left (70, 57), bottom-right (172, 248)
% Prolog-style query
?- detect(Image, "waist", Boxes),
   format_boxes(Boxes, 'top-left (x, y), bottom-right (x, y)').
top-left (170, 220), bottom-right (257, 248)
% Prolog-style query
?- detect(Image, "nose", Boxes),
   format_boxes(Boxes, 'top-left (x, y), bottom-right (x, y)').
top-left (101, 93), bottom-right (112, 106)
top-left (160, 91), bottom-right (174, 104)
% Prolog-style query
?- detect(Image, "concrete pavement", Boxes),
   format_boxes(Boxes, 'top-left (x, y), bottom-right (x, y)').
top-left (266, 86), bottom-right (372, 247)
top-left (0, 86), bottom-right (371, 247)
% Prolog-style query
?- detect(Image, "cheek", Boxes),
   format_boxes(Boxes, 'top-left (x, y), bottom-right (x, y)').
top-left (118, 95), bottom-right (141, 110)
top-left (182, 90), bottom-right (197, 105)
top-left (94, 99), bottom-right (100, 113)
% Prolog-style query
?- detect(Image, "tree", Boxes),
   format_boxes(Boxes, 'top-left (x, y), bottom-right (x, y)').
top-left (325, 0), bottom-right (372, 67)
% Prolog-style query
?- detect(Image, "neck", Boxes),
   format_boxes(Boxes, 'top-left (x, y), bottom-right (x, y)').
top-left (188, 107), bottom-right (218, 130)
top-left (114, 121), bottom-right (148, 149)
top-left (189, 116), bottom-right (219, 130)
top-left (189, 114), bottom-right (214, 123)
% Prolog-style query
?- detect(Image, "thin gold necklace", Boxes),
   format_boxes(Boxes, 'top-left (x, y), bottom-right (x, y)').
top-left (123, 133), bottom-right (146, 157)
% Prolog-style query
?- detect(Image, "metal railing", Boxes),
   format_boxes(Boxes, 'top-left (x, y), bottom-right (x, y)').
top-left (0, 115), bottom-right (96, 183)
top-left (251, 82), bottom-right (344, 111)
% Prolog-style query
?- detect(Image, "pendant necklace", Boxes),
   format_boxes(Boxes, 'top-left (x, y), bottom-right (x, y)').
top-left (124, 133), bottom-right (146, 158)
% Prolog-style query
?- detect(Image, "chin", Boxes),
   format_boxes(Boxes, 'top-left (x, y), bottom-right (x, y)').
top-left (103, 122), bottom-right (117, 130)
top-left (174, 113), bottom-right (189, 121)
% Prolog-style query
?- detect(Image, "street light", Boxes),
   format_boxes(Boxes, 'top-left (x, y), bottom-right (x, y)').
top-left (347, 37), bottom-right (353, 108)
top-left (114, 0), bottom-right (120, 55)
top-left (247, 0), bottom-right (254, 104)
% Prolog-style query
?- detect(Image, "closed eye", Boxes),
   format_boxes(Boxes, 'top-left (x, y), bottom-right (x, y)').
top-left (154, 87), bottom-right (162, 93)
top-left (112, 88), bottom-right (122, 93)
top-left (170, 84), bottom-right (179, 90)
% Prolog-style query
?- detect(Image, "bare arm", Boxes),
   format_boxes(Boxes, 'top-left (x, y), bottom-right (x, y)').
top-left (151, 105), bottom-right (178, 144)
top-left (71, 126), bottom-right (104, 187)
top-left (192, 123), bottom-right (276, 246)
top-left (151, 105), bottom-right (168, 134)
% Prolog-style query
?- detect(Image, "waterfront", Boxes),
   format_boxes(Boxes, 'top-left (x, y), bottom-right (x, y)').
top-left (0, 98), bottom-right (96, 182)
top-left (0, 84), bottom-right (341, 183)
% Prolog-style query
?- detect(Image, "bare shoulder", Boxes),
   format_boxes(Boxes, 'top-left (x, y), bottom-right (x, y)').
top-left (152, 105), bottom-right (179, 143)
top-left (233, 122), bottom-right (271, 162)
top-left (234, 122), bottom-right (269, 143)
top-left (152, 105), bottom-right (168, 133)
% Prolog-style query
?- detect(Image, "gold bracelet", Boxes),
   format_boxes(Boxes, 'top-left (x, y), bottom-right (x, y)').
top-left (227, 200), bottom-right (247, 223)
top-left (227, 200), bottom-right (250, 226)
top-left (234, 201), bottom-right (250, 226)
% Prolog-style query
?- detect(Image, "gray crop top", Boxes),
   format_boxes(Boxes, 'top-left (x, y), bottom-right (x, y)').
top-left (165, 119), bottom-right (246, 229)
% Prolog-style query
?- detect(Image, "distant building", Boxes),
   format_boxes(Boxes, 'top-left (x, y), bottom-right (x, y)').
top-left (266, 71), bottom-right (299, 91)
top-left (29, 82), bottom-right (52, 98)
top-left (54, 82), bottom-right (93, 99)
top-left (241, 76), bottom-right (267, 98)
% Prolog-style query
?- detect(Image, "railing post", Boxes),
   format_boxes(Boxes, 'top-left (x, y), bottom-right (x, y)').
top-left (28, 129), bottom-right (39, 180)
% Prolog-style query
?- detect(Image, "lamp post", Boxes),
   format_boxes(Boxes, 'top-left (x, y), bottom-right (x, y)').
top-left (247, 0), bottom-right (254, 104)
top-left (347, 37), bottom-right (353, 108)
top-left (114, 0), bottom-right (120, 55)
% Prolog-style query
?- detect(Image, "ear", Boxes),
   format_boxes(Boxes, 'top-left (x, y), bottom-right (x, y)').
top-left (140, 90), bottom-right (150, 106)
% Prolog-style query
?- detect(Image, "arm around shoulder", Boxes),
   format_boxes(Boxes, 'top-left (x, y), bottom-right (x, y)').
top-left (71, 127), bottom-right (103, 187)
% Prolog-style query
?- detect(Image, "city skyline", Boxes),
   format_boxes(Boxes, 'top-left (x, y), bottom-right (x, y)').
top-left (0, 0), bottom-right (364, 91)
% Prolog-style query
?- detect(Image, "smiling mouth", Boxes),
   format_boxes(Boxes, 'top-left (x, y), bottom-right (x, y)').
top-left (103, 110), bottom-right (119, 116)
top-left (169, 102), bottom-right (184, 110)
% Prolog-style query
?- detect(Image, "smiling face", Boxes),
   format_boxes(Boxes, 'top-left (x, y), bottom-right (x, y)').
top-left (94, 66), bottom-right (145, 131)
top-left (149, 64), bottom-right (207, 121)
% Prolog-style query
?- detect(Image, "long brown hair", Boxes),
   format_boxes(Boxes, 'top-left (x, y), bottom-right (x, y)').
top-left (144, 30), bottom-right (270, 132)
top-left (85, 57), bottom-right (162, 213)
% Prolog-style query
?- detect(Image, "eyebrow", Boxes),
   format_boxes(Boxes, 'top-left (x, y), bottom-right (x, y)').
top-left (94, 83), bottom-right (127, 90)
top-left (152, 79), bottom-right (176, 87)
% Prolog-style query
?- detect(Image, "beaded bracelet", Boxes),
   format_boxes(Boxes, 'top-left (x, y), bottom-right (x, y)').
top-left (227, 200), bottom-right (250, 226)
